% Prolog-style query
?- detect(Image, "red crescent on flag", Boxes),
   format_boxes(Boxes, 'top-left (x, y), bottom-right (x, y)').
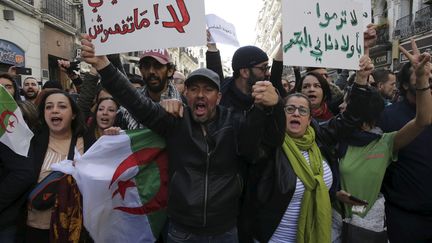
top-left (110, 148), bottom-right (168, 215)
top-left (0, 110), bottom-right (18, 133)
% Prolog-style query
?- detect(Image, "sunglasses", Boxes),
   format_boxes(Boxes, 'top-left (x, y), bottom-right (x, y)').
top-left (252, 65), bottom-right (271, 72)
top-left (284, 105), bottom-right (310, 116)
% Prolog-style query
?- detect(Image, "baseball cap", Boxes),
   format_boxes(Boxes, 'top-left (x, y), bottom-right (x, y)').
top-left (184, 68), bottom-right (220, 90)
top-left (139, 49), bottom-right (172, 64)
top-left (231, 46), bottom-right (268, 71)
top-left (173, 71), bottom-right (186, 81)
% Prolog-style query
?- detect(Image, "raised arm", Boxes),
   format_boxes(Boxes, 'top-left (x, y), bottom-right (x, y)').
top-left (393, 40), bottom-right (432, 152)
top-left (318, 54), bottom-right (374, 146)
top-left (237, 81), bottom-right (285, 161)
top-left (270, 39), bottom-right (286, 97)
top-left (80, 35), bottom-right (175, 136)
top-left (206, 31), bottom-right (225, 84)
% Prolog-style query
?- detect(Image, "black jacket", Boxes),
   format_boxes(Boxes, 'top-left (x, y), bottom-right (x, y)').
top-left (0, 143), bottom-right (36, 230)
top-left (98, 63), bottom-right (286, 235)
top-left (250, 83), bottom-right (371, 242)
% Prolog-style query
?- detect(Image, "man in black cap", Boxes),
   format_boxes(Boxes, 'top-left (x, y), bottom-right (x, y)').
top-left (81, 34), bottom-right (285, 242)
top-left (219, 45), bottom-right (270, 110)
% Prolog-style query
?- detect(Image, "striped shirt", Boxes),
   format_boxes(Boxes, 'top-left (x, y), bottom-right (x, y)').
top-left (269, 150), bottom-right (333, 243)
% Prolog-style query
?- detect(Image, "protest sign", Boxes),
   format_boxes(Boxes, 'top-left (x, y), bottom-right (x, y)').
top-left (206, 14), bottom-right (240, 47)
top-left (353, 0), bottom-right (372, 30)
top-left (83, 0), bottom-right (206, 55)
top-left (282, 0), bottom-right (364, 70)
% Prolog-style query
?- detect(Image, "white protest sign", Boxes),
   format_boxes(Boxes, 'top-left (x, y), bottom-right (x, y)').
top-left (83, 0), bottom-right (206, 55)
top-left (206, 14), bottom-right (240, 47)
top-left (353, 0), bottom-right (372, 30)
top-left (282, 0), bottom-right (364, 70)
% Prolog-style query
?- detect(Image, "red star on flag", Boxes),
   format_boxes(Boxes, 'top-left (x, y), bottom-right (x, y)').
top-left (112, 179), bottom-right (136, 200)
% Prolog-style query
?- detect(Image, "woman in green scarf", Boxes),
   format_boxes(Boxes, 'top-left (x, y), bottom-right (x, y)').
top-left (249, 55), bottom-right (375, 243)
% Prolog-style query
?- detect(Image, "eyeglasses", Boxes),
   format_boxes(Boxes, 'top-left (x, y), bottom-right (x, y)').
top-left (252, 65), bottom-right (271, 72)
top-left (284, 105), bottom-right (310, 116)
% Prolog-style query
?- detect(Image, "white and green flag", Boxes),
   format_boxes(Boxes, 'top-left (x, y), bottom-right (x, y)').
top-left (0, 85), bottom-right (33, 156)
top-left (53, 129), bottom-right (168, 242)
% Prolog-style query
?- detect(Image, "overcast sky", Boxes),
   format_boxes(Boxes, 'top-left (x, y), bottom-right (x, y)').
top-left (204, 0), bottom-right (263, 60)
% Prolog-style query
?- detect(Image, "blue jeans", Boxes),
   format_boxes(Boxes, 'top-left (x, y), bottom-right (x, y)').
top-left (0, 225), bottom-right (16, 243)
top-left (167, 223), bottom-right (238, 243)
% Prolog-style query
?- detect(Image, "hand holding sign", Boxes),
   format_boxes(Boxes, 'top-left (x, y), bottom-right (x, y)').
top-left (206, 14), bottom-right (240, 47)
top-left (364, 24), bottom-right (377, 53)
top-left (80, 34), bottom-right (110, 71)
top-left (355, 54), bottom-right (374, 85)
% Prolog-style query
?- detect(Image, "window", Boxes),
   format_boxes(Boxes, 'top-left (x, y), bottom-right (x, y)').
top-left (43, 0), bottom-right (75, 26)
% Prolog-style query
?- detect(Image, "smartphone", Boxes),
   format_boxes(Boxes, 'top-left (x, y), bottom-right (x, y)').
top-left (15, 67), bottom-right (32, 75)
top-left (348, 195), bottom-right (368, 205)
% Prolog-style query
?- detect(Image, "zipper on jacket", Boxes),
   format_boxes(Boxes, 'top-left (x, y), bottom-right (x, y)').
top-left (203, 141), bottom-right (210, 226)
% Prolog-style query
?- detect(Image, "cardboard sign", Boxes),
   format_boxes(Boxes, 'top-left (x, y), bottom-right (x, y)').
top-left (83, 0), bottom-right (206, 55)
top-left (353, 0), bottom-right (372, 30)
top-left (206, 14), bottom-right (240, 47)
top-left (282, 0), bottom-right (364, 70)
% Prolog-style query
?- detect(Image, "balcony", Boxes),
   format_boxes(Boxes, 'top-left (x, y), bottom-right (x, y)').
top-left (394, 14), bottom-right (413, 39)
top-left (22, 0), bottom-right (34, 5)
top-left (41, 0), bottom-right (76, 27)
top-left (414, 5), bottom-right (432, 35)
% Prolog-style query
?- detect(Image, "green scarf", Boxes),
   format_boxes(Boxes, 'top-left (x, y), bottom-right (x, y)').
top-left (282, 126), bottom-right (332, 243)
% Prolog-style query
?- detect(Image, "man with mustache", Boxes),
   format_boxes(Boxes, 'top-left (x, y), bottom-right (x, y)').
top-left (22, 77), bottom-right (40, 104)
top-left (81, 34), bottom-right (285, 242)
top-left (115, 49), bottom-right (182, 130)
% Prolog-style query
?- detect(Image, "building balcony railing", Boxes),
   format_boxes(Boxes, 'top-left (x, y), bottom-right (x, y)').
top-left (22, 0), bottom-right (34, 5)
top-left (394, 14), bottom-right (413, 39)
top-left (414, 5), bottom-right (432, 35)
top-left (41, 0), bottom-right (76, 27)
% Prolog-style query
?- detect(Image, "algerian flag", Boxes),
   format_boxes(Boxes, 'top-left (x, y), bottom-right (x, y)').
top-left (0, 85), bottom-right (33, 156)
top-left (52, 129), bottom-right (168, 243)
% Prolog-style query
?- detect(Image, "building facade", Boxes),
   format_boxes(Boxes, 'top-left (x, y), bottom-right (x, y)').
top-left (1, 0), bottom-right (83, 88)
top-left (371, 0), bottom-right (432, 70)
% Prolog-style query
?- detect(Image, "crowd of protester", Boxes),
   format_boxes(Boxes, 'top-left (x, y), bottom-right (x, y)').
top-left (0, 23), bottom-right (432, 243)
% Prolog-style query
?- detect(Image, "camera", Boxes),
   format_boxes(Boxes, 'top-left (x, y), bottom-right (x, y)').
top-left (15, 67), bottom-right (32, 75)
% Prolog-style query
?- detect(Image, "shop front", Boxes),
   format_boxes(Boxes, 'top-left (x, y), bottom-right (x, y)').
top-left (0, 39), bottom-right (25, 73)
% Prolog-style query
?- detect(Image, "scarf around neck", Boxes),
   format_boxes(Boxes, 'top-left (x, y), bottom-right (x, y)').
top-left (311, 102), bottom-right (333, 121)
top-left (282, 126), bottom-right (332, 243)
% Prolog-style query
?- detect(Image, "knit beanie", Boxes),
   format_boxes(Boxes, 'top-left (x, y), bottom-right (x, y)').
top-left (231, 46), bottom-right (269, 71)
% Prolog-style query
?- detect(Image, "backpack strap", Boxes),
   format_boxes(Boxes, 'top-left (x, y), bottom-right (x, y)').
top-left (67, 134), bottom-right (78, 161)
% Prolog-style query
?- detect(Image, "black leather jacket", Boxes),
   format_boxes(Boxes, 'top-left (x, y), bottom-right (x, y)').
top-left (248, 83), bottom-right (372, 242)
top-left (98, 64), bottom-right (286, 235)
